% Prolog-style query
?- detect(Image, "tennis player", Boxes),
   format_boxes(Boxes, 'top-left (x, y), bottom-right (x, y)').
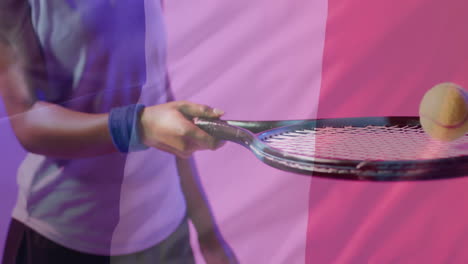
top-left (0, 0), bottom-right (237, 263)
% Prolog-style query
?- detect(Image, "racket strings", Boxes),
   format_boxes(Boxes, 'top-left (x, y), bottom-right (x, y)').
top-left (262, 125), bottom-right (468, 161)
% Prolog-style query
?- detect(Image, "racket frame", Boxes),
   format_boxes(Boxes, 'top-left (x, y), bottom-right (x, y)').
top-left (195, 116), bottom-right (468, 181)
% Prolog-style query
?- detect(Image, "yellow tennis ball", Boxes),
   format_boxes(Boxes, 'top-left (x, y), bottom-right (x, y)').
top-left (419, 82), bottom-right (468, 141)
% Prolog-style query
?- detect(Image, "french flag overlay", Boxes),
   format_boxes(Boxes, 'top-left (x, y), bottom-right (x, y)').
top-left (1, 0), bottom-right (468, 263)
top-left (165, 0), bottom-right (468, 263)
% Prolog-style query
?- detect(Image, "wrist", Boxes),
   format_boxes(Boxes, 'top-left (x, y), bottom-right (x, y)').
top-left (129, 103), bottom-right (149, 151)
top-left (138, 106), bottom-right (151, 146)
top-left (108, 103), bottom-right (149, 153)
top-left (197, 227), bottom-right (223, 245)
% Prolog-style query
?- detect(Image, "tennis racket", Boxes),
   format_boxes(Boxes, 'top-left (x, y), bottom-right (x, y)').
top-left (194, 116), bottom-right (468, 181)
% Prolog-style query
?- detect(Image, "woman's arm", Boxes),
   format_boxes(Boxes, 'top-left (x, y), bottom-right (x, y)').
top-left (0, 42), bottom-right (223, 159)
top-left (177, 156), bottom-right (238, 264)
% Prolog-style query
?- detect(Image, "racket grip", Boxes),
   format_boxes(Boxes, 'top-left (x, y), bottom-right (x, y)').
top-left (193, 118), bottom-right (230, 138)
top-left (194, 117), bottom-right (253, 146)
top-left (193, 117), bottom-right (227, 136)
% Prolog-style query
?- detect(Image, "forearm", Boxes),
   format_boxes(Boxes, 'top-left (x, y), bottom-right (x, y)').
top-left (177, 157), bottom-right (238, 263)
top-left (11, 101), bottom-right (116, 158)
top-left (176, 157), bottom-right (219, 239)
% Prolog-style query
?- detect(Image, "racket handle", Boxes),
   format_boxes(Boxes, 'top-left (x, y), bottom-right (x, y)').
top-left (193, 118), bottom-right (227, 135)
top-left (194, 118), bottom-right (254, 147)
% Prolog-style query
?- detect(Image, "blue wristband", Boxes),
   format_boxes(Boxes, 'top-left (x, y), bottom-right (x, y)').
top-left (109, 103), bottom-right (149, 153)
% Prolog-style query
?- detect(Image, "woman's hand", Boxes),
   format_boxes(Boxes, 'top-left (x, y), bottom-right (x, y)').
top-left (199, 231), bottom-right (239, 264)
top-left (140, 101), bottom-right (224, 158)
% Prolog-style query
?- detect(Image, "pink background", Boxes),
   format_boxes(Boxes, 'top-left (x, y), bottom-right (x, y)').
top-left (2, 0), bottom-right (468, 263)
